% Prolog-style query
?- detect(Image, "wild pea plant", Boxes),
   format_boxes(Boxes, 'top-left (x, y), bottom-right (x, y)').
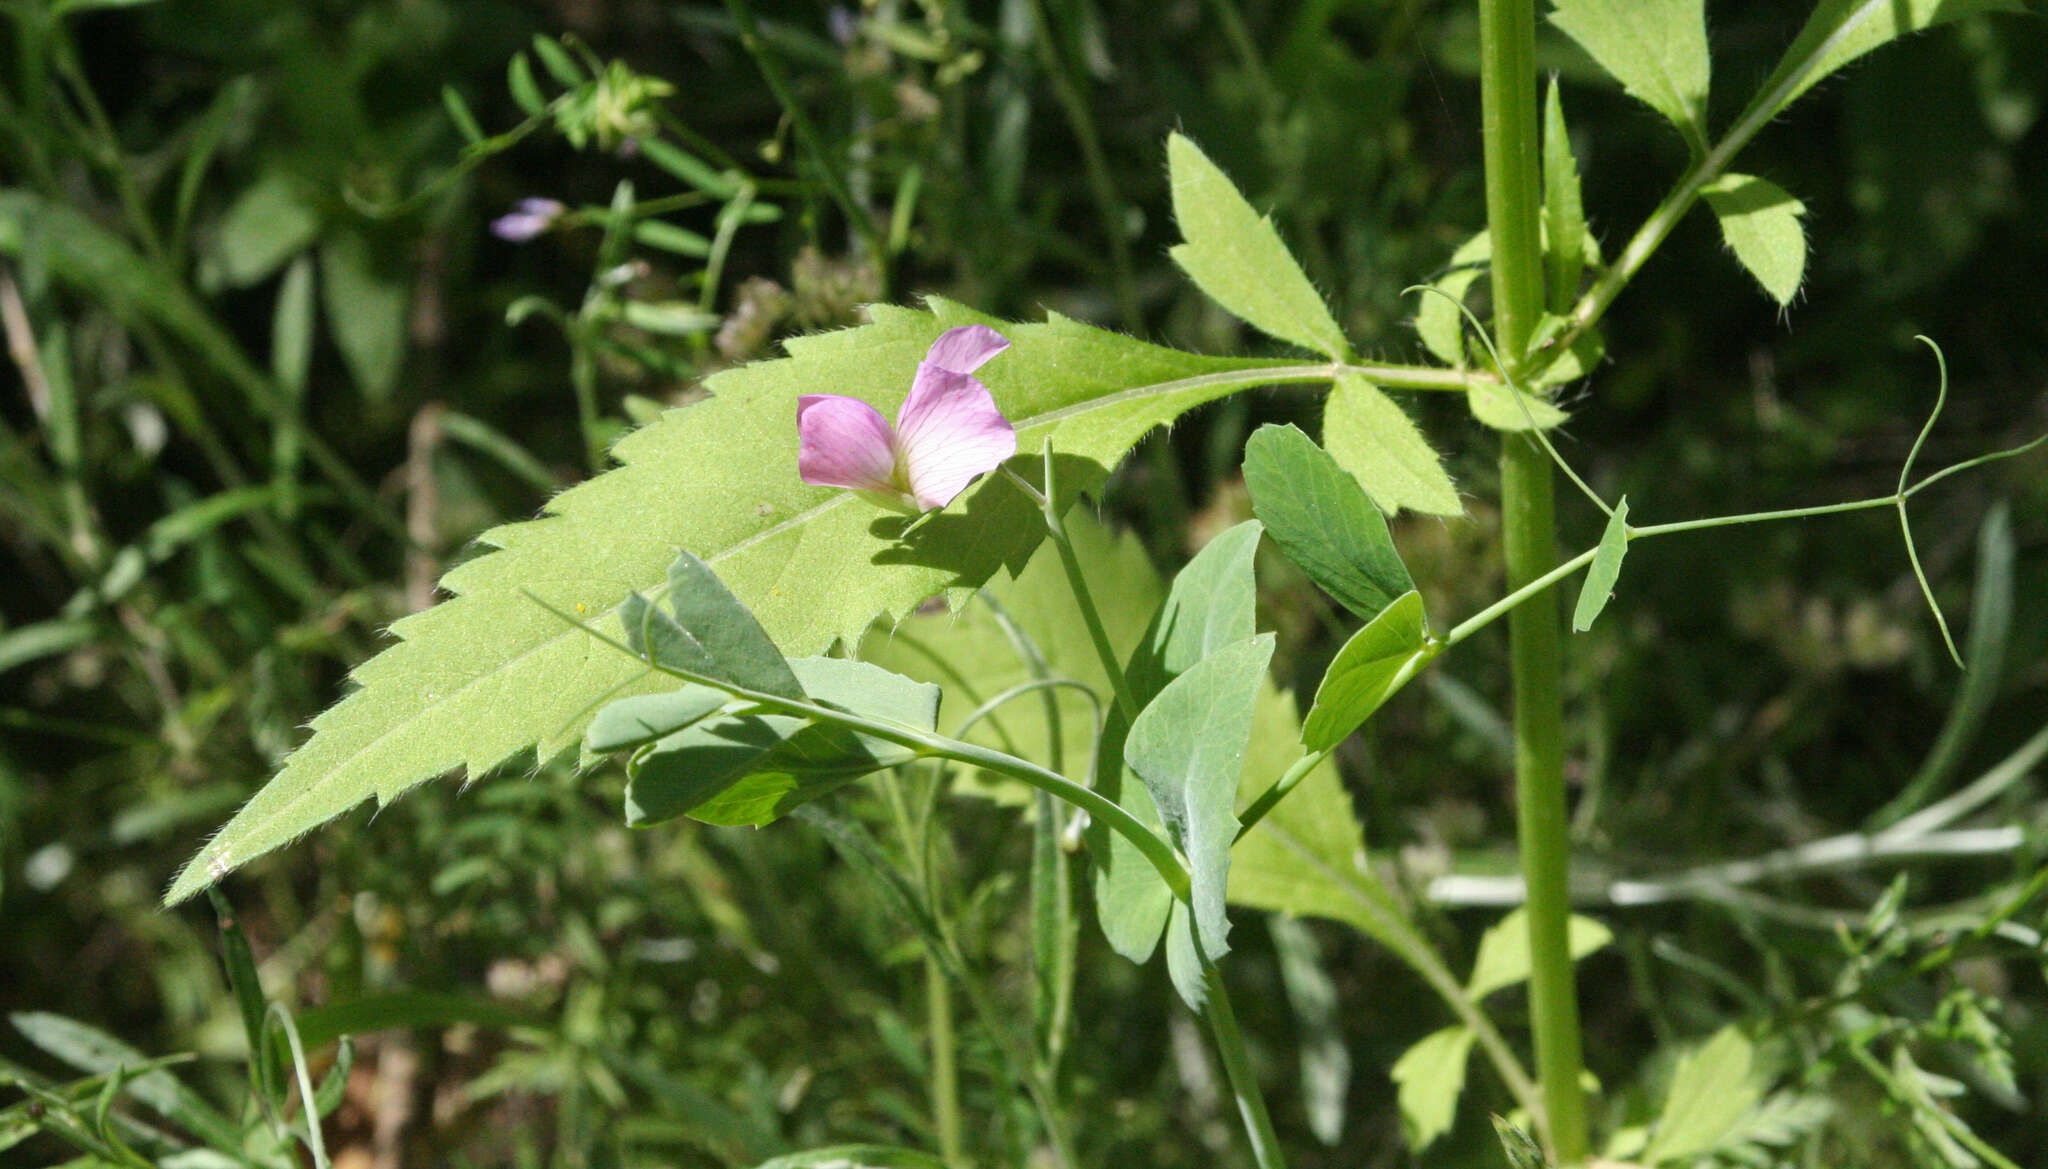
top-left (150, 1), bottom-right (2045, 1167)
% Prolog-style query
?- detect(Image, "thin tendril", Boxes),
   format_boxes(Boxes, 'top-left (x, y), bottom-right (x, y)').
top-left (1401, 284), bottom-right (1614, 517)
top-left (1897, 337), bottom-right (1964, 669)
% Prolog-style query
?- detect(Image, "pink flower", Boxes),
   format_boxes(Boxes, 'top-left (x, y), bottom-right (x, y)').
top-left (798, 325), bottom-right (1018, 513)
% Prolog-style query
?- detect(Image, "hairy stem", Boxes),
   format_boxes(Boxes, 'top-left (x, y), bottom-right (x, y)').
top-left (1480, 0), bottom-right (1588, 1159)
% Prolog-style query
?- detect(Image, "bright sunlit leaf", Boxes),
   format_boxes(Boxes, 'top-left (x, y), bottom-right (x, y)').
top-left (1701, 174), bottom-right (1808, 306)
top-left (1167, 133), bottom-right (1352, 360)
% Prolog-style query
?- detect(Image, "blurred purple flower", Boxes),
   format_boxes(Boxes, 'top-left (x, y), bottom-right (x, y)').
top-left (798, 325), bottom-right (1017, 513)
top-left (491, 198), bottom-right (566, 242)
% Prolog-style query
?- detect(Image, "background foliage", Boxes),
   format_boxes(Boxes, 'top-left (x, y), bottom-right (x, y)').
top-left (2, 0), bottom-right (2045, 1165)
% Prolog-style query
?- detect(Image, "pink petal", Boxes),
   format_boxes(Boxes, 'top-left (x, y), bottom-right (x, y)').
top-left (922, 325), bottom-right (1011, 374)
top-left (896, 365), bottom-right (1018, 511)
top-left (797, 395), bottom-right (904, 496)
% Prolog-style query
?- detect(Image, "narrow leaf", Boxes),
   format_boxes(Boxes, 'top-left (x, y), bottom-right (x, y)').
top-left (1701, 174), bottom-right (1807, 306)
top-left (1167, 133), bottom-right (1350, 359)
top-left (1126, 635), bottom-right (1276, 973)
top-left (1302, 591), bottom-right (1439, 751)
top-left (1542, 77), bottom-right (1589, 308)
top-left (1467, 908), bottom-right (1614, 999)
top-left (1549, 0), bottom-right (1711, 151)
top-left (1243, 424), bottom-right (1414, 622)
top-left (1752, 0), bottom-right (2024, 120)
top-left (1643, 1027), bottom-right (1762, 1163)
top-left (1572, 497), bottom-right (1631, 632)
top-left (1391, 1026), bottom-right (1477, 1150)
top-left (270, 255), bottom-right (315, 394)
top-left (1322, 376), bottom-right (1461, 517)
top-left (8, 1014), bottom-right (240, 1150)
top-left (507, 52), bottom-right (545, 114)
top-left (166, 301), bottom-right (1290, 904)
top-left (441, 86), bottom-right (485, 145)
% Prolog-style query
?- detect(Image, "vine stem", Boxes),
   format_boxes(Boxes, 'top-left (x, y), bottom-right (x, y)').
top-left (1004, 457), bottom-right (1287, 1169)
top-left (1479, 0), bottom-right (1589, 1161)
top-left (1203, 957), bottom-right (1288, 1169)
top-left (532, 591), bottom-right (1194, 902)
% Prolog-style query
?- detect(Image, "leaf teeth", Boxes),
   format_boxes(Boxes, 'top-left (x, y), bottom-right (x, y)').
top-left (167, 304), bottom-right (1291, 904)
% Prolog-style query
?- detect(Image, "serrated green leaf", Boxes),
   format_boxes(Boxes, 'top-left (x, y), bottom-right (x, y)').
top-left (167, 300), bottom-right (1289, 905)
top-left (1573, 497), bottom-right (1631, 632)
top-left (1752, 0), bottom-right (2025, 120)
top-left (1323, 376), bottom-right (1461, 517)
top-left (1166, 133), bottom-right (1350, 360)
top-left (1701, 174), bottom-right (1807, 306)
top-left (1391, 1026), bottom-right (1477, 1150)
top-left (1549, 0), bottom-right (1711, 151)
top-left (1643, 1026), bottom-right (1761, 1164)
top-left (1243, 423), bottom-right (1414, 622)
top-left (586, 687), bottom-right (729, 752)
top-left (1127, 633), bottom-right (1275, 1003)
top-left (320, 231), bottom-right (408, 400)
top-left (1302, 591), bottom-right (1439, 752)
top-left (1543, 78), bottom-right (1589, 308)
top-left (625, 657), bottom-right (939, 827)
top-left (1467, 908), bottom-right (1613, 999)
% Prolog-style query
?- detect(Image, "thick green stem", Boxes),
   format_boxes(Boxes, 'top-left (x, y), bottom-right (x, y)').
top-left (1480, 0), bottom-right (1589, 1161)
top-left (1500, 439), bottom-right (1589, 1163)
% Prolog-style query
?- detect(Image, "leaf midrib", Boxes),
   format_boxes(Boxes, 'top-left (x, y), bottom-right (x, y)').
top-left (174, 360), bottom-right (1315, 896)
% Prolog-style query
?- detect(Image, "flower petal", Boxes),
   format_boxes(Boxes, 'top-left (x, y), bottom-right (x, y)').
top-left (896, 365), bottom-right (1018, 511)
top-left (922, 325), bottom-right (1011, 375)
top-left (797, 395), bottom-right (904, 497)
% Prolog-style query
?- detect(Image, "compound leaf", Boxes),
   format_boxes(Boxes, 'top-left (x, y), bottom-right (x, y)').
top-left (1302, 591), bottom-right (1439, 752)
top-left (1243, 423), bottom-right (1413, 622)
top-left (1168, 133), bottom-right (1351, 360)
top-left (1322, 375), bottom-right (1461, 517)
top-left (1701, 174), bottom-right (1808, 306)
top-left (1468, 907), bottom-right (1614, 999)
top-left (1752, 0), bottom-right (2025, 120)
top-left (1643, 1027), bottom-right (1762, 1164)
top-left (1392, 1026), bottom-right (1478, 1150)
top-left (1549, 0), bottom-right (1711, 152)
top-left (168, 299), bottom-right (1286, 904)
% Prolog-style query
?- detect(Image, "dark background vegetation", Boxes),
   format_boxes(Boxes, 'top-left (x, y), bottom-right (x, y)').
top-left (2, 0), bottom-right (2044, 1165)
